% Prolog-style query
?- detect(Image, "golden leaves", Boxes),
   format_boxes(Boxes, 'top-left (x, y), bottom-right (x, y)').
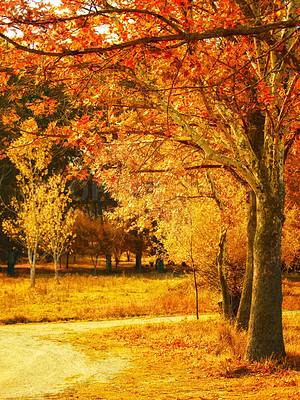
top-left (25, 98), bottom-right (58, 117)
top-left (7, 132), bottom-right (52, 179)
top-left (20, 118), bottom-right (39, 134)
top-left (1, 109), bottom-right (20, 126)
top-left (3, 133), bottom-right (74, 261)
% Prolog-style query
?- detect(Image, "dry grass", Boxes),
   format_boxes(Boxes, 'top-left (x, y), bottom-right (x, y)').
top-left (282, 275), bottom-right (300, 310)
top-left (0, 262), bottom-right (219, 324)
top-left (0, 263), bottom-right (298, 325)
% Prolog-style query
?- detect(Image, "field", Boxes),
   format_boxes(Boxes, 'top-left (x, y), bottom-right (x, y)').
top-left (0, 258), bottom-right (299, 399)
top-left (0, 257), bottom-right (220, 324)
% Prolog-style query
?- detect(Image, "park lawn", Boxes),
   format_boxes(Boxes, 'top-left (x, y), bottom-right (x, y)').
top-left (43, 314), bottom-right (299, 400)
top-left (0, 260), bottom-right (299, 325)
top-left (0, 263), bottom-right (219, 324)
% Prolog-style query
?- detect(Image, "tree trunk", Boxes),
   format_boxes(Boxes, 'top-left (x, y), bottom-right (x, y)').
top-left (65, 250), bottom-right (69, 269)
top-left (28, 248), bottom-right (36, 288)
top-left (7, 248), bottom-right (18, 277)
top-left (245, 193), bottom-right (285, 361)
top-left (193, 269), bottom-right (199, 320)
top-left (217, 229), bottom-right (232, 320)
top-left (136, 252), bottom-right (142, 272)
top-left (106, 254), bottom-right (112, 272)
top-left (156, 258), bottom-right (164, 272)
top-left (91, 255), bottom-right (98, 276)
top-left (54, 257), bottom-right (60, 284)
top-left (236, 189), bottom-right (256, 330)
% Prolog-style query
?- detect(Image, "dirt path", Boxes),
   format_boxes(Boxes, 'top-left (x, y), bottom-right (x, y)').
top-left (0, 314), bottom-right (202, 400)
top-left (1, 312), bottom-right (297, 400)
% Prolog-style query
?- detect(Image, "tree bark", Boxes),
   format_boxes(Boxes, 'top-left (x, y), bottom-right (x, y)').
top-left (136, 252), bottom-right (142, 272)
top-left (217, 229), bottom-right (232, 320)
top-left (236, 189), bottom-right (256, 330)
top-left (28, 248), bottom-right (36, 288)
top-left (54, 257), bottom-right (60, 284)
top-left (245, 192), bottom-right (285, 361)
top-left (106, 254), bottom-right (112, 272)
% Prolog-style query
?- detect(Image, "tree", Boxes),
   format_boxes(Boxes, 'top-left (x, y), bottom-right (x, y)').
top-left (74, 210), bottom-right (109, 274)
top-left (281, 136), bottom-right (300, 272)
top-left (1, 0), bottom-right (300, 360)
top-left (3, 135), bottom-right (75, 285)
top-left (0, 158), bottom-right (21, 276)
top-left (40, 174), bottom-right (75, 283)
top-left (74, 210), bottom-right (126, 273)
top-left (2, 132), bottom-right (52, 287)
top-left (156, 170), bottom-right (247, 318)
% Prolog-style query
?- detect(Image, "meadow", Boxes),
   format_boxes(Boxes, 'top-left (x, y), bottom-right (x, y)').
top-left (0, 257), bottom-right (299, 399)
top-left (0, 258), bottom-right (219, 324)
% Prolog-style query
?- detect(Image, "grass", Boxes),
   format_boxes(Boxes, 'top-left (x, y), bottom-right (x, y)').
top-left (0, 259), bottom-right (298, 325)
top-left (0, 261), bottom-right (219, 324)
top-left (282, 276), bottom-right (300, 311)
top-left (0, 260), bottom-right (299, 399)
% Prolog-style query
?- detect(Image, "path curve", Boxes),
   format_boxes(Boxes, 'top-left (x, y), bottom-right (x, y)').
top-left (0, 314), bottom-right (202, 400)
top-left (0, 311), bottom-right (298, 399)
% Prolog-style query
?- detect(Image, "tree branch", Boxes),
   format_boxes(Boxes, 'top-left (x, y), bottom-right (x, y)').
top-left (1, 19), bottom-right (299, 57)
top-left (7, 8), bottom-right (184, 34)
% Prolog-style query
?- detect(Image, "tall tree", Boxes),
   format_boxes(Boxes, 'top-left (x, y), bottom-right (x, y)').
top-left (1, 0), bottom-right (300, 360)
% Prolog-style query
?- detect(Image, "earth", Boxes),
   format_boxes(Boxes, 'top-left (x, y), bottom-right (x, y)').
top-left (0, 315), bottom-right (199, 400)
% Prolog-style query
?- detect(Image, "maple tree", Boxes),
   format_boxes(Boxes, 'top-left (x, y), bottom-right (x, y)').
top-left (1, 0), bottom-right (300, 361)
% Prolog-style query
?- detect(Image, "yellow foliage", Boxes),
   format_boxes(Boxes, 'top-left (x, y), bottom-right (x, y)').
top-left (157, 197), bottom-right (221, 269)
top-left (3, 134), bottom-right (74, 283)
top-left (282, 205), bottom-right (300, 268)
top-left (40, 174), bottom-right (75, 260)
top-left (7, 132), bottom-right (52, 180)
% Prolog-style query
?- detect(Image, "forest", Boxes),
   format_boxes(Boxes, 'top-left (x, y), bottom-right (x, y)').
top-left (0, 0), bottom-right (300, 374)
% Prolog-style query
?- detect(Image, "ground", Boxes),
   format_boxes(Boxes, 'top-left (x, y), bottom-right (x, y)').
top-left (0, 313), bottom-right (299, 400)
top-left (0, 262), bottom-right (299, 399)
top-left (0, 315), bottom-right (195, 399)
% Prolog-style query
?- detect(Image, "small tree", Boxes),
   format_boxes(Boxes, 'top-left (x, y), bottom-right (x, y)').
top-left (3, 186), bottom-right (45, 287)
top-left (2, 130), bottom-right (52, 287)
top-left (157, 180), bottom-right (247, 318)
top-left (40, 174), bottom-right (75, 283)
top-left (74, 210), bottom-right (105, 276)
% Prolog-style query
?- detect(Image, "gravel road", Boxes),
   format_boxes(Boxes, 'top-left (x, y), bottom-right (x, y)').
top-left (0, 315), bottom-right (199, 400)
